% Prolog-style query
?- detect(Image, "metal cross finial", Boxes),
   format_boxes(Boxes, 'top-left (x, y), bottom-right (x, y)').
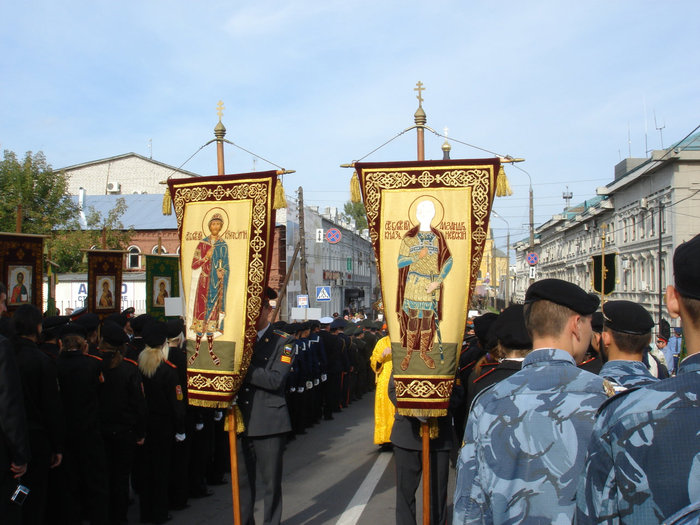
top-left (414, 81), bottom-right (425, 106)
top-left (216, 100), bottom-right (225, 121)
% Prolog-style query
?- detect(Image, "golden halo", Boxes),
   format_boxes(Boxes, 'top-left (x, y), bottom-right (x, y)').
top-left (202, 207), bottom-right (229, 237)
top-left (407, 195), bottom-right (444, 228)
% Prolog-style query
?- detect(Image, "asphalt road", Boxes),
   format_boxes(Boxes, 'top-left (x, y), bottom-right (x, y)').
top-left (128, 394), bottom-right (457, 525)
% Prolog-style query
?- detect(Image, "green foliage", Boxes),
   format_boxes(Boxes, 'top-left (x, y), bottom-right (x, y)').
top-left (343, 200), bottom-right (368, 231)
top-left (0, 150), bottom-right (78, 233)
top-left (0, 149), bottom-right (132, 273)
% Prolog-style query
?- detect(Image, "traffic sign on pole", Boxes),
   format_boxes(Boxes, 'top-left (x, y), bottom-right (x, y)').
top-left (326, 228), bottom-right (341, 244)
top-left (526, 252), bottom-right (539, 266)
top-left (316, 286), bottom-right (331, 302)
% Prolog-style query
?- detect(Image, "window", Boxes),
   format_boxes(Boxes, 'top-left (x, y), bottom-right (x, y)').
top-left (127, 246), bottom-right (141, 269)
top-left (152, 245), bottom-right (167, 255)
top-left (631, 217), bottom-right (636, 241)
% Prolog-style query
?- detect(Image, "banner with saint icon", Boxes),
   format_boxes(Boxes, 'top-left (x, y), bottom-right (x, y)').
top-left (87, 250), bottom-right (124, 316)
top-left (355, 158), bottom-right (499, 416)
top-left (0, 233), bottom-right (45, 314)
top-left (145, 254), bottom-right (180, 320)
top-left (167, 171), bottom-right (279, 408)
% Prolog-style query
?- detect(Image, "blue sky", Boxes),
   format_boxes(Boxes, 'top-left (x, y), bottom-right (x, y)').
top-left (2, 1), bottom-right (699, 250)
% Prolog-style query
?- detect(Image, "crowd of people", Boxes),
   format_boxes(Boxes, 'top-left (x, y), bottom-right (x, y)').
top-left (2, 233), bottom-right (699, 525)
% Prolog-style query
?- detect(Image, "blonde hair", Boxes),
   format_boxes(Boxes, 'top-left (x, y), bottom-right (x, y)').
top-left (138, 345), bottom-right (167, 378)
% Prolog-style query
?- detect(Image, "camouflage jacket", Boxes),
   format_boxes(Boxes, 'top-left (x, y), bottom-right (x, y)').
top-left (453, 348), bottom-right (609, 524)
top-left (576, 352), bottom-right (700, 524)
top-left (599, 359), bottom-right (659, 390)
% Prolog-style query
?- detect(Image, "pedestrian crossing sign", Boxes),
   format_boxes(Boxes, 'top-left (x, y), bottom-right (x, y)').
top-left (316, 286), bottom-right (331, 302)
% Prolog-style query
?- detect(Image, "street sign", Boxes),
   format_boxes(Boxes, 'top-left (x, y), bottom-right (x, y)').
top-left (526, 252), bottom-right (539, 266)
top-left (326, 228), bottom-right (341, 244)
top-left (529, 266), bottom-right (537, 279)
top-left (347, 258), bottom-right (352, 271)
top-left (315, 229), bottom-right (324, 243)
top-left (297, 294), bottom-right (309, 308)
top-left (316, 286), bottom-right (331, 302)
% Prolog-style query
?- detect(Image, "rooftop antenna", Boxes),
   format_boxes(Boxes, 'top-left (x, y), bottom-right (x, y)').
top-left (628, 122), bottom-right (632, 158)
top-left (654, 111), bottom-right (665, 149)
top-left (148, 138), bottom-right (152, 159)
top-left (563, 186), bottom-right (573, 209)
top-left (252, 158), bottom-right (257, 172)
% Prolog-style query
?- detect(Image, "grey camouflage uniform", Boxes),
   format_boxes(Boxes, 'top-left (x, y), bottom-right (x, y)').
top-left (453, 348), bottom-right (609, 524)
top-left (598, 359), bottom-right (659, 390)
top-left (576, 352), bottom-right (700, 524)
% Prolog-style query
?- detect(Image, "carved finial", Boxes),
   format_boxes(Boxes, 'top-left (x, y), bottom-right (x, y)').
top-left (216, 100), bottom-right (225, 121)
top-left (414, 81), bottom-right (425, 107)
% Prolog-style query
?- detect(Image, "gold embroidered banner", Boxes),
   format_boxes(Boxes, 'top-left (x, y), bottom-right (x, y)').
top-left (145, 254), bottom-right (180, 320)
top-left (168, 172), bottom-right (278, 408)
top-left (355, 159), bottom-right (499, 416)
top-left (0, 233), bottom-right (45, 315)
top-left (87, 250), bottom-right (124, 316)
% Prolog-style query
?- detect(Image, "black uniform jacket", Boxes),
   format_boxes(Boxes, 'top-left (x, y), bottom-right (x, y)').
top-left (466, 358), bottom-right (523, 415)
top-left (0, 335), bottom-right (29, 470)
top-left (237, 327), bottom-right (295, 437)
top-left (56, 350), bottom-right (104, 437)
top-left (142, 360), bottom-right (186, 435)
top-left (100, 357), bottom-right (147, 439)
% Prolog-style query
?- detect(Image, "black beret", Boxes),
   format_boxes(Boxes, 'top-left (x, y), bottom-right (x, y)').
top-left (121, 307), bottom-right (135, 318)
top-left (104, 313), bottom-right (127, 328)
top-left (142, 320), bottom-right (167, 348)
top-left (60, 322), bottom-right (87, 339)
top-left (591, 311), bottom-right (604, 333)
top-left (101, 321), bottom-right (129, 346)
top-left (658, 318), bottom-right (670, 342)
top-left (74, 313), bottom-right (99, 332)
top-left (525, 278), bottom-right (599, 315)
top-left (272, 320), bottom-right (288, 331)
top-left (299, 321), bottom-right (312, 332)
top-left (602, 300), bottom-right (654, 335)
top-left (131, 314), bottom-right (153, 335)
top-left (166, 319), bottom-right (183, 339)
top-left (309, 320), bottom-right (320, 330)
top-left (673, 233), bottom-right (700, 300)
top-left (493, 304), bottom-right (531, 350)
top-left (473, 313), bottom-right (498, 343)
top-left (42, 315), bottom-right (70, 331)
top-left (330, 317), bottom-right (347, 330)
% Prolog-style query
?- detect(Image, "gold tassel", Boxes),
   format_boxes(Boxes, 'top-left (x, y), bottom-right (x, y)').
top-left (273, 177), bottom-right (287, 209)
top-left (418, 417), bottom-right (440, 439)
top-left (350, 171), bottom-right (362, 203)
top-left (495, 165), bottom-right (513, 197)
top-left (162, 187), bottom-right (172, 215)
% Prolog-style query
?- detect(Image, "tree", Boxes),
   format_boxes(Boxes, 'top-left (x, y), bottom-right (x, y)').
top-left (0, 150), bottom-right (78, 233)
top-left (343, 201), bottom-right (368, 231)
top-left (0, 149), bottom-right (132, 273)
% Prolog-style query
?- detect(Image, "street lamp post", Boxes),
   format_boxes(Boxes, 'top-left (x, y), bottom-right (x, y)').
top-left (491, 210), bottom-right (510, 307)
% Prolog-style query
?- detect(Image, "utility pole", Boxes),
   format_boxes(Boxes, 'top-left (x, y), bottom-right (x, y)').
top-left (658, 201), bottom-right (664, 325)
top-left (600, 224), bottom-right (607, 307)
top-left (298, 186), bottom-right (308, 296)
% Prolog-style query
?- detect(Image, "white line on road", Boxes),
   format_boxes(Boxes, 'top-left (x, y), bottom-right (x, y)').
top-left (336, 451), bottom-right (392, 525)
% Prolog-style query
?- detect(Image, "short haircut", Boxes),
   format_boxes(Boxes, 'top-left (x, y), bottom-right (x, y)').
top-left (605, 328), bottom-right (651, 354)
top-left (12, 304), bottom-right (42, 337)
top-left (60, 334), bottom-right (85, 351)
top-left (679, 295), bottom-right (700, 328)
top-left (524, 300), bottom-right (575, 339)
top-left (99, 340), bottom-right (124, 354)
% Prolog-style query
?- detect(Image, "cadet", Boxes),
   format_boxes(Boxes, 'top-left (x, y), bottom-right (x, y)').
top-left (317, 317), bottom-right (342, 419)
top-left (12, 304), bottom-right (65, 525)
top-left (467, 304), bottom-right (532, 406)
top-left (597, 300), bottom-right (658, 391)
top-left (454, 278), bottom-right (609, 524)
top-left (576, 233), bottom-right (700, 524)
top-left (236, 288), bottom-right (295, 525)
top-left (137, 320), bottom-right (186, 525)
top-left (98, 321), bottom-right (147, 525)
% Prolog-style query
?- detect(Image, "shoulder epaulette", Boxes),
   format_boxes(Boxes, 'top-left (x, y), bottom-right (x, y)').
top-left (596, 385), bottom-right (641, 416)
top-left (460, 360), bottom-right (477, 372)
top-left (87, 354), bottom-right (103, 361)
top-left (273, 329), bottom-right (290, 338)
top-left (473, 367), bottom-right (496, 383)
top-left (124, 357), bottom-right (138, 366)
top-left (164, 359), bottom-right (177, 369)
top-left (481, 362), bottom-right (499, 369)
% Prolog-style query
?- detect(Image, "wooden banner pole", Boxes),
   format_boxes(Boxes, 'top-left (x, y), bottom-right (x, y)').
top-left (227, 409), bottom-right (242, 525)
top-left (414, 81), bottom-right (431, 525)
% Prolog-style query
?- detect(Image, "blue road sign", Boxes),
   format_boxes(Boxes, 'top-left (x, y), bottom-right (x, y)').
top-left (316, 286), bottom-right (331, 302)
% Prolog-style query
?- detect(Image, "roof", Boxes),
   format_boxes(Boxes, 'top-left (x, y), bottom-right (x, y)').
top-left (672, 130), bottom-right (700, 151)
top-left (72, 194), bottom-right (177, 230)
top-left (58, 152), bottom-right (200, 178)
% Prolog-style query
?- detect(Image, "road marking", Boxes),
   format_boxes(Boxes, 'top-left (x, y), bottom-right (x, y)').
top-left (336, 451), bottom-right (392, 525)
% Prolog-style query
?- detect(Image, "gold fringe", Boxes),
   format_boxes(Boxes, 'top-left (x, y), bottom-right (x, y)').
top-left (495, 165), bottom-right (513, 197)
top-left (417, 418), bottom-right (440, 439)
top-left (350, 171), bottom-right (362, 203)
top-left (273, 177), bottom-right (287, 209)
top-left (162, 187), bottom-right (172, 215)
top-left (187, 398), bottom-right (231, 409)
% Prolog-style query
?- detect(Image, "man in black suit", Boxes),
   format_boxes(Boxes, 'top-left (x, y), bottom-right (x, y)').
top-left (236, 288), bottom-right (295, 525)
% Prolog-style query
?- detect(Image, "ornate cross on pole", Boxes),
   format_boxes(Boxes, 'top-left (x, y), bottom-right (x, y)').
top-left (215, 100), bottom-right (227, 175)
top-left (414, 81), bottom-right (425, 107)
top-left (217, 100), bottom-right (225, 121)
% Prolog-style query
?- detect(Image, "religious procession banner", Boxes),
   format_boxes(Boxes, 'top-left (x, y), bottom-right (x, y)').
top-left (145, 254), bottom-right (180, 320)
top-left (87, 250), bottom-right (124, 316)
top-left (355, 158), bottom-right (499, 417)
top-left (167, 171), bottom-right (279, 408)
top-left (0, 233), bottom-right (45, 315)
